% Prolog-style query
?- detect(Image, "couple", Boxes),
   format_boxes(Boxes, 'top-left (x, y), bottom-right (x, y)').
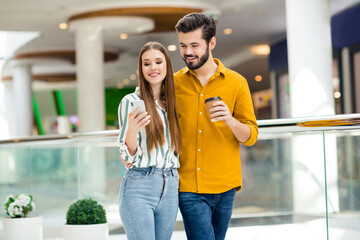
top-left (117, 13), bottom-right (258, 240)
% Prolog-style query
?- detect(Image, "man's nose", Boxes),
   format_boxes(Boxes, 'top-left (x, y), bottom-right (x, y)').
top-left (184, 47), bottom-right (193, 55)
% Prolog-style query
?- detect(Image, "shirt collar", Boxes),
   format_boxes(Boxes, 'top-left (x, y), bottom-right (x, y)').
top-left (184, 58), bottom-right (226, 78)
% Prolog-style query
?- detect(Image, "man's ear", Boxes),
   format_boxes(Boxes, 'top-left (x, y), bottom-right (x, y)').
top-left (209, 37), bottom-right (216, 50)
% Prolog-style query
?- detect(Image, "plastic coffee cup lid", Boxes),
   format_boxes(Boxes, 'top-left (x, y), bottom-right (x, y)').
top-left (204, 96), bottom-right (222, 103)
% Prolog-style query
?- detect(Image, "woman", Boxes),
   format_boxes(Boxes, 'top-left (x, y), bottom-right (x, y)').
top-left (117, 42), bottom-right (182, 240)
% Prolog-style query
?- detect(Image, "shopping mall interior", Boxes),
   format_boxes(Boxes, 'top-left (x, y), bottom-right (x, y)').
top-left (1, 0), bottom-right (360, 239)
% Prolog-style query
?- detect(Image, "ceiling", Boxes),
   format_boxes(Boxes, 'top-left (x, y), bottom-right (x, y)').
top-left (1, 0), bottom-right (360, 93)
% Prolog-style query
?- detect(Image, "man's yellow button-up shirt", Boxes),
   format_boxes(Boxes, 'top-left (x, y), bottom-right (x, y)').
top-left (174, 59), bottom-right (258, 194)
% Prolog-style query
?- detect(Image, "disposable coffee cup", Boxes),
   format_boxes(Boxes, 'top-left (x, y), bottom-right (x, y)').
top-left (205, 97), bottom-right (222, 122)
top-left (205, 97), bottom-right (222, 112)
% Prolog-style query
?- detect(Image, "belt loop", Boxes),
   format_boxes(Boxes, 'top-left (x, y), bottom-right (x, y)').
top-left (171, 168), bottom-right (174, 177)
top-left (149, 167), bottom-right (154, 176)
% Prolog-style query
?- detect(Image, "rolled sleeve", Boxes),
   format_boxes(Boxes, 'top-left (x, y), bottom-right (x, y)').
top-left (119, 140), bottom-right (143, 163)
top-left (243, 123), bottom-right (258, 146)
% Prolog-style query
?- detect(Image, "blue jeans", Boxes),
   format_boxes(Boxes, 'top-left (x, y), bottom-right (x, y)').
top-left (179, 188), bottom-right (236, 240)
top-left (119, 167), bottom-right (179, 240)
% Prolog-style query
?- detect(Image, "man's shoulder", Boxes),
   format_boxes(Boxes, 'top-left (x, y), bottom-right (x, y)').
top-left (174, 67), bottom-right (189, 78)
top-left (223, 67), bottom-right (246, 81)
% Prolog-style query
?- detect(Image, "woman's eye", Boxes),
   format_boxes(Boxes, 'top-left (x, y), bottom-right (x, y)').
top-left (156, 61), bottom-right (162, 64)
top-left (144, 63), bottom-right (150, 66)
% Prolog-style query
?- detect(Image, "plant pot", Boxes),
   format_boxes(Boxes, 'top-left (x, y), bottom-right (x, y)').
top-left (63, 223), bottom-right (108, 240)
top-left (3, 216), bottom-right (43, 240)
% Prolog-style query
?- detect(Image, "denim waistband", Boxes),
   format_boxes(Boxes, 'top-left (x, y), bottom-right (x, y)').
top-left (130, 167), bottom-right (178, 176)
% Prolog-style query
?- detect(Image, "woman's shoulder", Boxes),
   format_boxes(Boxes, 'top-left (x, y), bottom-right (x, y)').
top-left (122, 92), bottom-right (141, 102)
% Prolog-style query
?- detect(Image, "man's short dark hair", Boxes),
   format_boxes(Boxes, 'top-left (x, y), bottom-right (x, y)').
top-left (175, 13), bottom-right (216, 43)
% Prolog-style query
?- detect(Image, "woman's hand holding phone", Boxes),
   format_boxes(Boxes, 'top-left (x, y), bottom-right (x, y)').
top-left (127, 108), bottom-right (151, 134)
top-left (125, 101), bottom-right (150, 156)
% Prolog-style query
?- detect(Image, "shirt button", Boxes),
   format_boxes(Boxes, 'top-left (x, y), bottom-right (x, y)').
top-left (199, 130), bottom-right (202, 133)
top-left (201, 93), bottom-right (203, 96)
top-left (200, 112), bottom-right (203, 114)
top-left (198, 149), bottom-right (201, 151)
top-left (198, 168), bottom-right (200, 171)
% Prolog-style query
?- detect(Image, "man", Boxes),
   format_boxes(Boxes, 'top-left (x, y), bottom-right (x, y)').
top-left (174, 13), bottom-right (258, 240)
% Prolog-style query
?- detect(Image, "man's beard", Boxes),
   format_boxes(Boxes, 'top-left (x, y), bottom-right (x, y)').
top-left (183, 46), bottom-right (210, 70)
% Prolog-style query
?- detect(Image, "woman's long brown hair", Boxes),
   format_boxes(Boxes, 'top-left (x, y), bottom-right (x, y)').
top-left (138, 42), bottom-right (182, 155)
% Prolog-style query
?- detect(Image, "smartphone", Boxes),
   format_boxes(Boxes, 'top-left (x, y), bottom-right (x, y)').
top-left (130, 100), bottom-right (146, 117)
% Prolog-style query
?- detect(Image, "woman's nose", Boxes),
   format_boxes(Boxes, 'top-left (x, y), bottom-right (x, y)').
top-left (151, 62), bottom-right (157, 70)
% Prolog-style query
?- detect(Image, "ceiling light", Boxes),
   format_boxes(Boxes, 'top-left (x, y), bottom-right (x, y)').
top-left (251, 45), bottom-right (270, 55)
top-left (130, 74), bottom-right (137, 80)
top-left (167, 45), bottom-right (177, 51)
top-left (123, 79), bottom-right (130, 85)
top-left (334, 92), bottom-right (341, 99)
top-left (255, 75), bottom-right (263, 82)
top-left (117, 83), bottom-right (124, 89)
top-left (120, 34), bottom-right (128, 40)
top-left (58, 23), bottom-right (68, 30)
top-left (223, 28), bottom-right (233, 35)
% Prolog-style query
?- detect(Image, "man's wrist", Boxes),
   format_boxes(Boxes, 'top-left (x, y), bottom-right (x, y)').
top-left (225, 116), bottom-right (237, 128)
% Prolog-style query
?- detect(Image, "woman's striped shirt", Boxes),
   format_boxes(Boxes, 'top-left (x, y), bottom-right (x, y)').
top-left (117, 89), bottom-right (179, 169)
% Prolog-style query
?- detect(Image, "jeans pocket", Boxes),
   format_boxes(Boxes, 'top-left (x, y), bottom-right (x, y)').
top-left (126, 168), bottom-right (148, 180)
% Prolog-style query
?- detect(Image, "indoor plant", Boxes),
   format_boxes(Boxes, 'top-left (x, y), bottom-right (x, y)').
top-left (63, 198), bottom-right (108, 240)
top-left (3, 194), bottom-right (42, 240)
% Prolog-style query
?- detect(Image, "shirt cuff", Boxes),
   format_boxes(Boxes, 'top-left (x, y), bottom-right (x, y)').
top-left (119, 141), bottom-right (143, 163)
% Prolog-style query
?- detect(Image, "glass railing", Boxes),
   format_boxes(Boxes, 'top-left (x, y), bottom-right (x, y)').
top-left (1, 114), bottom-right (360, 239)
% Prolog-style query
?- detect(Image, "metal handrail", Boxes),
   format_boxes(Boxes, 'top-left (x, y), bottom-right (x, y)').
top-left (1, 113), bottom-right (360, 144)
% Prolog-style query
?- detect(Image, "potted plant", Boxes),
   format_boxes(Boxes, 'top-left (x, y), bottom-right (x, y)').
top-left (3, 194), bottom-right (42, 240)
top-left (63, 198), bottom-right (108, 240)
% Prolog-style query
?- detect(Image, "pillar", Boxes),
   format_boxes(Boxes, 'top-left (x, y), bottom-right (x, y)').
top-left (12, 62), bottom-right (33, 137)
top-left (286, 0), bottom-right (339, 215)
top-left (71, 23), bottom-right (105, 132)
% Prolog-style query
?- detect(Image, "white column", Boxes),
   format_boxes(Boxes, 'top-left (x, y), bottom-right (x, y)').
top-left (286, 0), bottom-right (339, 215)
top-left (341, 47), bottom-right (353, 114)
top-left (1, 81), bottom-right (16, 139)
top-left (270, 71), bottom-right (278, 118)
top-left (286, 0), bottom-right (334, 117)
top-left (73, 24), bottom-right (105, 132)
top-left (12, 63), bottom-right (33, 137)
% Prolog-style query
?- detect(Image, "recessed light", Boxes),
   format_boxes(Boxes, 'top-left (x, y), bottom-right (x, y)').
top-left (167, 45), bottom-right (177, 51)
top-left (334, 92), bottom-right (341, 98)
top-left (123, 79), bottom-right (130, 85)
top-left (117, 83), bottom-right (124, 89)
top-left (251, 45), bottom-right (270, 55)
top-left (223, 28), bottom-right (233, 35)
top-left (255, 75), bottom-right (263, 82)
top-left (58, 23), bottom-right (68, 30)
top-left (130, 74), bottom-right (137, 80)
top-left (120, 34), bottom-right (128, 40)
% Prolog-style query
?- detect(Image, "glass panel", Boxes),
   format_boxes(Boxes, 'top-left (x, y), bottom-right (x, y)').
top-left (325, 129), bottom-right (360, 239)
top-left (1, 125), bottom-right (360, 239)
top-left (30, 140), bottom-right (78, 213)
top-left (233, 131), bottom-right (328, 239)
top-left (0, 145), bottom-right (32, 218)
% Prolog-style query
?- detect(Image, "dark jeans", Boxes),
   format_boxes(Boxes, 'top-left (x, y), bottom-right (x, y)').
top-left (179, 188), bottom-right (236, 240)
